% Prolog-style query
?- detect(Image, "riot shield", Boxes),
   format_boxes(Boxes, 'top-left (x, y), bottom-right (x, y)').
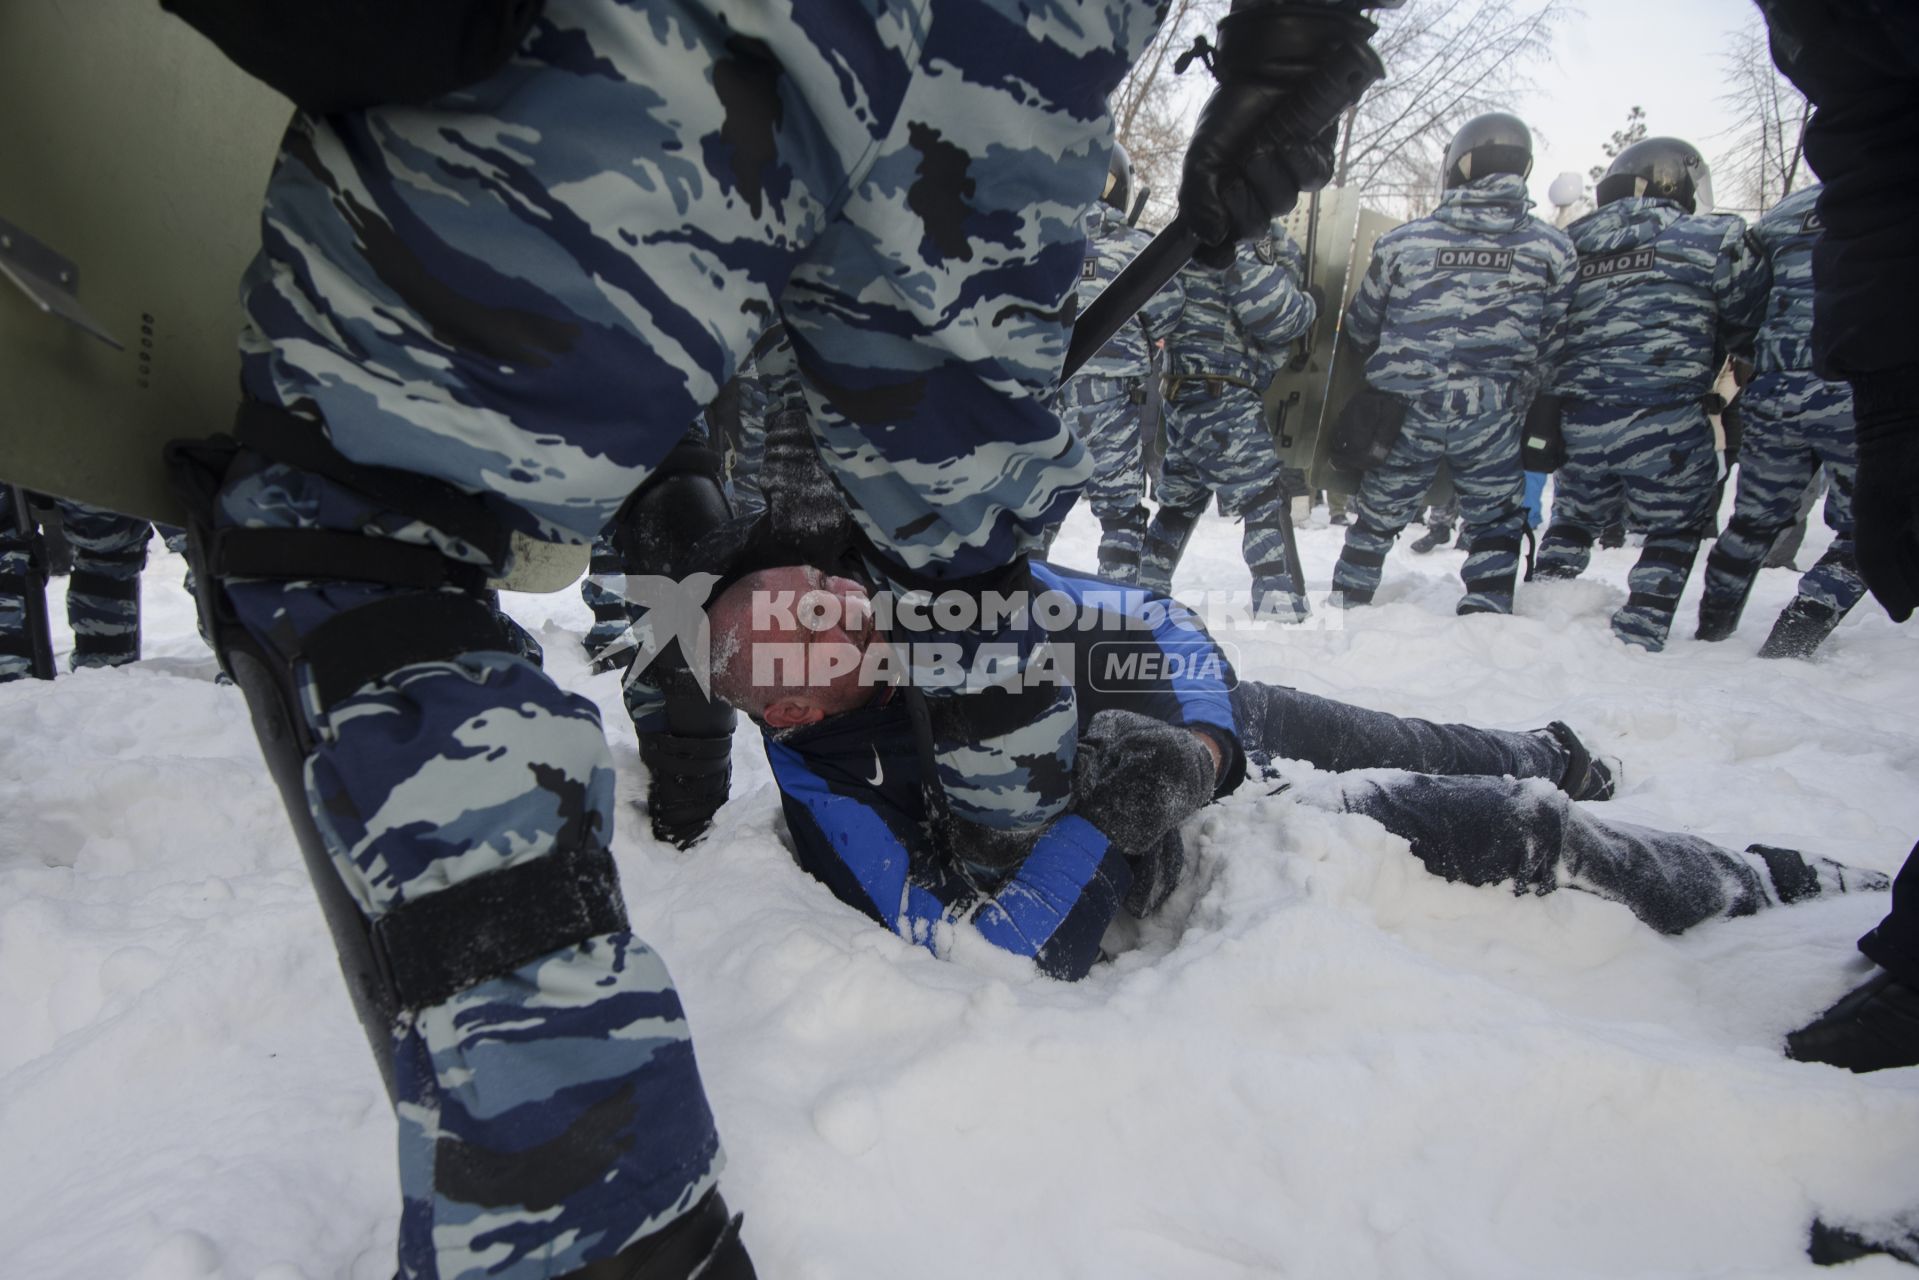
top-left (0, 1), bottom-right (586, 591)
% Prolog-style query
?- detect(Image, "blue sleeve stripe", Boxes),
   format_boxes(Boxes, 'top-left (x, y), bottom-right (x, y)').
top-left (1033, 564), bottom-right (1238, 741)
top-left (969, 815), bottom-right (1120, 974)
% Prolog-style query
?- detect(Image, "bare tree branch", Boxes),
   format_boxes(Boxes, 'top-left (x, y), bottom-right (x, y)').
top-left (1713, 21), bottom-right (1811, 216)
top-left (1333, 0), bottom-right (1575, 219)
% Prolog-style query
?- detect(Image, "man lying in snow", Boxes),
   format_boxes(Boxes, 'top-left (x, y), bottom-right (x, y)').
top-left (702, 560), bottom-right (1889, 981)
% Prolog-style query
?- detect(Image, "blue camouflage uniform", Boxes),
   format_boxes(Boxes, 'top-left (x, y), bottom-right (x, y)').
top-left (1140, 225), bottom-right (1317, 617)
top-left (1698, 183), bottom-right (1869, 647)
top-left (1056, 202), bottom-right (1183, 581)
top-left (725, 326), bottom-right (804, 519)
top-left (1330, 173), bottom-right (1577, 614)
top-left (206, 2), bottom-right (1161, 1276)
top-left (0, 492), bottom-right (151, 680)
top-left (761, 563), bottom-right (1877, 977)
top-left (1536, 196), bottom-right (1769, 649)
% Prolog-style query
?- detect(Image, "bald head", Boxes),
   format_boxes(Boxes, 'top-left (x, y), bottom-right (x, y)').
top-left (707, 565), bottom-right (887, 727)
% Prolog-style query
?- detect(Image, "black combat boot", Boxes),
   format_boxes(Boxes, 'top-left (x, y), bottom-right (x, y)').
top-left (560, 1189), bottom-right (756, 1280)
top-left (1542, 721), bottom-right (1618, 801)
top-left (1409, 523), bottom-right (1454, 554)
top-left (1785, 969), bottom-right (1919, 1073)
top-left (1758, 597), bottom-right (1841, 659)
top-left (1694, 595), bottom-right (1747, 643)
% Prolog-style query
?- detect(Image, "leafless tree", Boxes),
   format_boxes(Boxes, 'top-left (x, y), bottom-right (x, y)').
top-left (1588, 105), bottom-right (1648, 183)
top-left (1109, 0), bottom-right (1574, 227)
top-left (1331, 0), bottom-right (1574, 219)
top-left (1109, 0), bottom-right (1227, 230)
top-left (1714, 24), bottom-right (1810, 216)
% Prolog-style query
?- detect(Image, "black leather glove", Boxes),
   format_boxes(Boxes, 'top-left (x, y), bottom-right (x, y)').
top-left (1852, 374), bottom-right (1919, 623)
top-left (1072, 709), bottom-right (1219, 855)
top-left (1178, 4), bottom-right (1384, 268)
top-left (640, 732), bottom-right (731, 848)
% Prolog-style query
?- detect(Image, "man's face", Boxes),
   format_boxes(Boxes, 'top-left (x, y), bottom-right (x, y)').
top-left (709, 565), bottom-right (890, 727)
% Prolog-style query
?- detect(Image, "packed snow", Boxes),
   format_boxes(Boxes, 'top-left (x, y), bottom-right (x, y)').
top-left (2, 497), bottom-right (1916, 1280)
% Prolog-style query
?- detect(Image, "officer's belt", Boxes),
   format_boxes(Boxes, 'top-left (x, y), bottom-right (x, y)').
top-left (1069, 374), bottom-right (1151, 405)
top-left (1166, 373), bottom-right (1257, 403)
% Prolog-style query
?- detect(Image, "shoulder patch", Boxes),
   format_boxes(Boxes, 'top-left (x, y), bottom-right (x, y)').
top-left (1253, 235), bottom-right (1278, 266)
top-left (1081, 254), bottom-right (1099, 282)
top-left (1435, 246), bottom-right (1515, 273)
top-left (1802, 209), bottom-right (1824, 233)
top-left (1577, 246), bottom-right (1658, 283)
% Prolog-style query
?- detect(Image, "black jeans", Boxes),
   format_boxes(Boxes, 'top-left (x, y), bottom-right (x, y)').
top-left (1228, 682), bottom-right (1884, 934)
top-left (1860, 842), bottom-right (1919, 983)
top-left (1229, 682), bottom-right (1565, 781)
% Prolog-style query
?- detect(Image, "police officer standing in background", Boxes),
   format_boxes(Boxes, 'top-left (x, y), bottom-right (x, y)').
top-left (1057, 144), bottom-right (1183, 583)
top-left (1330, 113), bottom-right (1576, 615)
top-left (0, 492), bottom-right (152, 681)
top-left (1139, 217), bottom-right (1317, 618)
top-left (1695, 179), bottom-right (1873, 659)
top-left (1534, 138), bottom-right (1769, 650)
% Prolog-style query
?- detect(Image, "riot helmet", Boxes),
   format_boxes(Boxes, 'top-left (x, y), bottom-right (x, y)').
top-left (1443, 112), bottom-right (1534, 190)
top-left (1595, 137), bottom-right (1714, 214)
top-left (1103, 140), bottom-right (1133, 217)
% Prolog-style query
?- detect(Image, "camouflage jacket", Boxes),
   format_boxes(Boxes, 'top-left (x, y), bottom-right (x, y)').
top-left (1749, 184), bottom-right (1827, 377)
top-left (1343, 174), bottom-right (1577, 408)
top-left (1551, 197), bottom-right (1770, 406)
top-left (1164, 224), bottom-right (1316, 388)
top-left (1071, 203), bottom-right (1184, 380)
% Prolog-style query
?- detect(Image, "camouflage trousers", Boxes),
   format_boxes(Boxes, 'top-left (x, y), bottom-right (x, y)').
top-left (215, 1), bottom-right (1159, 1275)
top-left (214, 459), bottom-right (721, 1280)
top-left (1700, 372), bottom-right (1865, 630)
top-left (580, 529), bottom-right (633, 673)
top-left (1305, 772), bottom-right (1887, 935)
top-left (1536, 400), bottom-right (1719, 651)
top-left (1058, 375), bottom-right (1151, 582)
top-left (725, 338), bottom-right (805, 519)
top-left (238, 0), bottom-right (1157, 837)
top-left (1332, 395), bottom-right (1528, 614)
top-left (1141, 383), bottom-right (1304, 616)
top-left (0, 492), bottom-right (150, 681)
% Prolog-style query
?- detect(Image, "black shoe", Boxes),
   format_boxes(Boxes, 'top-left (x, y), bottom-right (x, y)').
top-left (1327, 587), bottom-right (1373, 609)
top-left (1530, 562), bottom-right (1581, 582)
top-left (1543, 721), bottom-right (1617, 801)
top-left (1695, 598), bottom-right (1743, 643)
top-left (1410, 526), bottom-right (1453, 554)
top-left (562, 1188), bottom-right (756, 1280)
top-left (1809, 1217), bottom-right (1919, 1267)
top-left (1597, 522), bottom-right (1627, 549)
top-left (1786, 970), bottom-right (1919, 1073)
top-left (1759, 597), bottom-right (1840, 660)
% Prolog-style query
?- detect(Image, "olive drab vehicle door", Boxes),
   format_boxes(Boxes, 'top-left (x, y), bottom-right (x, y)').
top-left (0, 1), bottom-right (588, 592)
top-left (1262, 189), bottom-right (1431, 501)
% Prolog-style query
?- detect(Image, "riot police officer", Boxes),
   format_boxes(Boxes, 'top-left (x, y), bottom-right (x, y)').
top-left (1057, 144), bottom-right (1183, 582)
top-left (1534, 138), bottom-right (1769, 650)
top-left (1330, 112), bottom-right (1577, 615)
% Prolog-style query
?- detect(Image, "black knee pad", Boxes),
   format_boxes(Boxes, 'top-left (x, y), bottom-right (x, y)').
top-left (166, 435), bottom-right (627, 1101)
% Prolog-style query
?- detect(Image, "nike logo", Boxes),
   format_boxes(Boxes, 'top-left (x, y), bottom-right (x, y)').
top-left (866, 749), bottom-right (884, 787)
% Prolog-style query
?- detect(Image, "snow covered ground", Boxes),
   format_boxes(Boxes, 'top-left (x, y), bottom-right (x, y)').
top-left (2, 497), bottom-right (1916, 1280)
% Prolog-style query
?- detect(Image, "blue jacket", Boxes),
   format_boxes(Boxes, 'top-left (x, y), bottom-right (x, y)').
top-left (1344, 174), bottom-right (1578, 409)
top-left (762, 563), bottom-right (1246, 980)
